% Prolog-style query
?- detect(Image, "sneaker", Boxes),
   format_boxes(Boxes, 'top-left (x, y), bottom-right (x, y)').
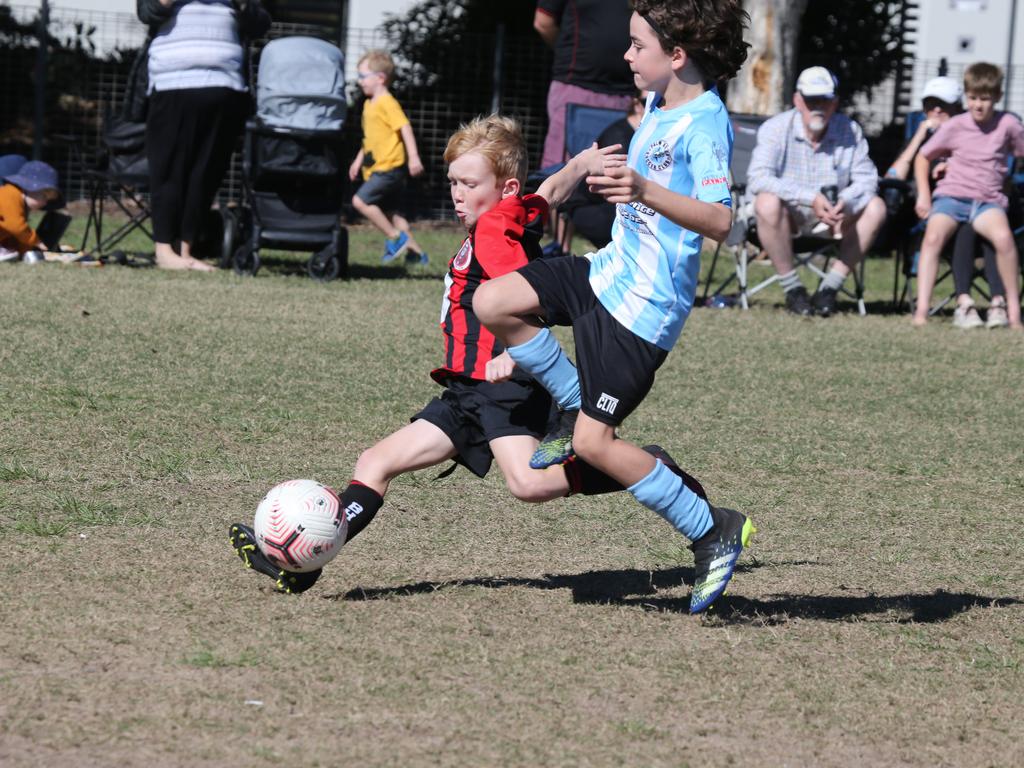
top-left (382, 231), bottom-right (410, 263)
top-left (812, 286), bottom-right (838, 317)
top-left (953, 303), bottom-right (985, 329)
top-left (689, 506), bottom-right (756, 614)
top-left (986, 303), bottom-right (1009, 329)
top-left (406, 250), bottom-right (429, 266)
top-left (530, 409), bottom-right (578, 469)
top-left (540, 241), bottom-right (565, 259)
top-left (784, 286), bottom-right (813, 316)
top-left (229, 523), bottom-right (321, 594)
top-left (642, 445), bottom-right (708, 501)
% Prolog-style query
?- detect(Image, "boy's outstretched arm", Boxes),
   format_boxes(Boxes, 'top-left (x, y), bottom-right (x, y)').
top-left (399, 124), bottom-right (424, 177)
top-left (536, 143), bottom-right (624, 209)
top-left (587, 165), bottom-right (732, 242)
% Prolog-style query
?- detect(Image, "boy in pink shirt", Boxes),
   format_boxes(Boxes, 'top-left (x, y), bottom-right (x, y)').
top-left (912, 62), bottom-right (1024, 329)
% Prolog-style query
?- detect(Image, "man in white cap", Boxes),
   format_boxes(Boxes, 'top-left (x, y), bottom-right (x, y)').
top-left (746, 66), bottom-right (887, 316)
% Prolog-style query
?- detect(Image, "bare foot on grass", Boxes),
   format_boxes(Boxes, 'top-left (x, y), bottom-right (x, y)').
top-left (155, 252), bottom-right (215, 272)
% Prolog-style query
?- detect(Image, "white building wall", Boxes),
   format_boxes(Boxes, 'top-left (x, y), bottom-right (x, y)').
top-left (913, 0), bottom-right (1024, 109)
top-left (342, 0), bottom-right (420, 82)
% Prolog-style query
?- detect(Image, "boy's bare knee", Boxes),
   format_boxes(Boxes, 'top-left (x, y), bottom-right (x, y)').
top-left (572, 429), bottom-right (610, 466)
top-left (504, 471), bottom-right (550, 503)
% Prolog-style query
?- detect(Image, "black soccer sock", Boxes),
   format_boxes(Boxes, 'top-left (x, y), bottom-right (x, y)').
top-left (340, 481), bottom-right (384, 542)
top-left (563, 458), bottom-right (625, 496)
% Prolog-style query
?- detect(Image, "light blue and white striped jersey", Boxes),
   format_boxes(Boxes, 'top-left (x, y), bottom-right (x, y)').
top-left (588, 89), bottom-right (732, 350)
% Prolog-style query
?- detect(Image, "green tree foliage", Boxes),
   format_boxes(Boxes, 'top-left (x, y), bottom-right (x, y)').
top-left (797, 2), bottom-right (906, 101)
top-left (379, 0), bottom-right (537, 95)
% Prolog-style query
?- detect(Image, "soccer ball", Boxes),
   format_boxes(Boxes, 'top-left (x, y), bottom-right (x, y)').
top-left (253, 479), bottom-right (347, 573)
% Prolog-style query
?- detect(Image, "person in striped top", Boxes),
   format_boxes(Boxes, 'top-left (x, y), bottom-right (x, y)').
top-left (231, 116), bottom-right (704, 594)
top-left (474, 1), bottom-right (755, 613)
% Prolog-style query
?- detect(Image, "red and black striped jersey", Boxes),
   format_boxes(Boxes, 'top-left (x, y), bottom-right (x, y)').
top-left (431, 194), bottom-right (549, 384)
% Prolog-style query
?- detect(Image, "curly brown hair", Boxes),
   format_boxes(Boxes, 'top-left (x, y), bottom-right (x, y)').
top-left (632, 0), bottom-right (750, 84)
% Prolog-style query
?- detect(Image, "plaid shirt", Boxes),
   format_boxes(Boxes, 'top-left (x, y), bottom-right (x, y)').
top-left (746, 109), bottom-right (878, 213)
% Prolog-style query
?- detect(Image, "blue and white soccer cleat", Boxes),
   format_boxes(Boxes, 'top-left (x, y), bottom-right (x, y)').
top-left (689, 506), bottom-right (756, 614)
top-left (529, 409), bottom-right (578, 469)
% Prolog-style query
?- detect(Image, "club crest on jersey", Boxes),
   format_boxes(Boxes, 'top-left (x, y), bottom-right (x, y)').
top-left (712, 141), bottom-right (728, 169)
top-left (645, 139), bottom-right (672, 171)
top-left (452, 239), bottom-right (473, 271)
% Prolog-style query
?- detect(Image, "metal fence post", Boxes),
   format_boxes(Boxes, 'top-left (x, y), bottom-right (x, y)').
top-left (490, 22), bottom-right (505, 115)
top-left (33, 0), bottom-right (50, 160)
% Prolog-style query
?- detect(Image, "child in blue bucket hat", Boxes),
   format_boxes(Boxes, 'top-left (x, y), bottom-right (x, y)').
top-left (0, 160), bottom-right (63, 261)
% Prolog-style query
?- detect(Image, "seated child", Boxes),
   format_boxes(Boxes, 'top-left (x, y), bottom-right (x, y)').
top-left (231, 115), bottom-right (706, 594)
top-left (912, 62), bottom-right (1024, 329)
top-left (0, 160), bottom-right (62, 262)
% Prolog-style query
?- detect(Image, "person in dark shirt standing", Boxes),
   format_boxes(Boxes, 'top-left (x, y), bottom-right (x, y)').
top-left (534, 0), bottom-right (635, 168)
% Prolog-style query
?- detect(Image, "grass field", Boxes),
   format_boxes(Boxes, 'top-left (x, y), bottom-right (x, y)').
top-left (1, 224), bottom-right (1023, 767)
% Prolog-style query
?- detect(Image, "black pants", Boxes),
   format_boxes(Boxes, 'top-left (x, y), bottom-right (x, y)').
top-left (147, 87), bottom-right (248, 246)
top-left (950, 224), bottom-right (1006, 298)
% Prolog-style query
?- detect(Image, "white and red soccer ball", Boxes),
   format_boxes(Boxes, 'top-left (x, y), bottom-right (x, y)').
top-left (253, 479), bottom-right (347, 572)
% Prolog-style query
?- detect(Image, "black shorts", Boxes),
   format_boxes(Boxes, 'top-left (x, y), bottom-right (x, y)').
top-left (518, 255), bottom-right (668, 427)
top-left (412, 376), bottom-right (554, 478)
top-left (354, 167), bottom-right (406, 210)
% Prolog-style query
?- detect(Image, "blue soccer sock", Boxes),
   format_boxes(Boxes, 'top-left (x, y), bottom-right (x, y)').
top-left (629, 459), bottom-right (712, 541)
top-left (506, 328), bottom-right (581, 411)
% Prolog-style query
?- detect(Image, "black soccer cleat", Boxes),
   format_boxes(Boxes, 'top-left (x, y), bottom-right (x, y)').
top-left (229, 523), bottom-right (322, 594)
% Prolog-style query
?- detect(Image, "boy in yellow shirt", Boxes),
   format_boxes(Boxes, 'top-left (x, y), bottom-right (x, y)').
top-left (348, 50), bottom-right (428, 265)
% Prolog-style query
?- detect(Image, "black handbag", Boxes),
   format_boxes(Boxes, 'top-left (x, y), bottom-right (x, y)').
top-left (123, 37), bottom-right (152, 123)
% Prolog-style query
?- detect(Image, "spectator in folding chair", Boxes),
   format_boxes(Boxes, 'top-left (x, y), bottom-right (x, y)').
top-left (746, 66), bottom-right (887, 316)
top-left (559, 92), bottom-right (646, 249)
top-left (911, 62), bottom-right (1024, 330)
top-left (886, 76), bottom-right (1012, 328)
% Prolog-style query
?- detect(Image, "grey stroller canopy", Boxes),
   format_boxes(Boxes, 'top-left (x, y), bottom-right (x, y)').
top-left (257, 36), bottom-right (347, 132)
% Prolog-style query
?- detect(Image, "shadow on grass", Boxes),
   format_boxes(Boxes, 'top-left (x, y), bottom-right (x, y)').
top-left (255, 254), bottom-right (439, 281)
top-left (332, 564), bottom-right (1021, 624)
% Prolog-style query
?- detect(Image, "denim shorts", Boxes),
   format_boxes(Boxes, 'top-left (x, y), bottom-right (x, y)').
top-left (930, 195), bottom-right (1002, 224)
top-left (354, 167), bottom-right (406, 210)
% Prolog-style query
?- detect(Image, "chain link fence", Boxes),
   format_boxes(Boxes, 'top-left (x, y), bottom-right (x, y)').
top-left (6, 4), bottom-right (1017, 222)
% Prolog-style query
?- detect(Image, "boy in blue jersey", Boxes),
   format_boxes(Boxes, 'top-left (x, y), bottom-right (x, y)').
top-left (475, 0), bottom-right (752, 613)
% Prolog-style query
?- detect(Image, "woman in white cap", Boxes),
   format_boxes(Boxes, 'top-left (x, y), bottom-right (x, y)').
top-left (886, 76), bottom-right (963, 181)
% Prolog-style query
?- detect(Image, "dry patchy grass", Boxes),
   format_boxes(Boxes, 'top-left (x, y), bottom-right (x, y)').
top-left (1, 230), bottom-right (1022, 767)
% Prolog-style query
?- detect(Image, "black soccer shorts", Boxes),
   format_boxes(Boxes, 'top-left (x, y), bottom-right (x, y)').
top-left (517, 255), bottom-right (668, 427)
top-left (412, 375), bottom-right (554, 478)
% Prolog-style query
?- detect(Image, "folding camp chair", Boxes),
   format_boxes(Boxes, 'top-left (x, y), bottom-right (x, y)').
top-left (701, 113), bottom-right (867, 314)
top-left (528, 103), bottom-right (624, 254)
top-left (76, 116), bottom-right (155, 264)
top-left (890, 114), bottom-right (1024, 314)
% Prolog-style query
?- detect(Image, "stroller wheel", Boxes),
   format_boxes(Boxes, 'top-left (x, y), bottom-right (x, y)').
top-left (307, 247), bottom-right (340, 282)
top-left (219, 209), bottom-right (238, 269)
top-left (232, 244), bottom-right (260, 276)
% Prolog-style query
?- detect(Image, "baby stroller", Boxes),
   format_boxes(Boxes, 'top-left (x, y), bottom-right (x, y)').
top-left (229, 36), bottom-right (349, 281)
